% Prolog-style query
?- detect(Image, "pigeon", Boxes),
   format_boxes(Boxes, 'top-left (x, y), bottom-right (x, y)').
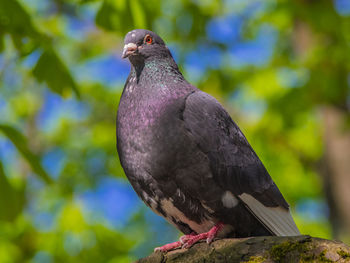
top-left (116, 29), bottom-right (300, 252)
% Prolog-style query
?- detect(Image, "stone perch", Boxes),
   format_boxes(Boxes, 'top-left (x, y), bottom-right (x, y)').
top-left (137, 235), bottom-right (350, 263)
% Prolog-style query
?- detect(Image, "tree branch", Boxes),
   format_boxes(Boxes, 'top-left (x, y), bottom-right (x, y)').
top-left (137, 236), bottom-right (350, 263)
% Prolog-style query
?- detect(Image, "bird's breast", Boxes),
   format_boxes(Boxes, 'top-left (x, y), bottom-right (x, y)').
top-left (117, 92), bottom-right (182, 177)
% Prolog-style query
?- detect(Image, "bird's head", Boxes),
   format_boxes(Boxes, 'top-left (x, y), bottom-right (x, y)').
top-left (122, 29), bottom-right (168, 64)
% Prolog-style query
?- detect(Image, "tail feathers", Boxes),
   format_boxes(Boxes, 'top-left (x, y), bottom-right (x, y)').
top-left (239, 193), bottom-right (300, 236)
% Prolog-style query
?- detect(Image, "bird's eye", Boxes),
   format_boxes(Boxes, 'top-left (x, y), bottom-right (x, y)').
top-left (144, 35), bottom-right (153, 44)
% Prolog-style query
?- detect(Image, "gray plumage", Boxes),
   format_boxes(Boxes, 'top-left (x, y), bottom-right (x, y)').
top-left (117, 29), bottom-right (300, 240)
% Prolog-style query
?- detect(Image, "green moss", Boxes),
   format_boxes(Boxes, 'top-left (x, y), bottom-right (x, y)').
top-left (337, 249), bottom-right (350, 259)
top-left (270, 241), bottom-right (307, 262)
top-left (300, 253), bottom-right (315, 262)
top-left (319, 250), bottom-right (333, 262)
top-left (245, 256), bottom-right (266, 263)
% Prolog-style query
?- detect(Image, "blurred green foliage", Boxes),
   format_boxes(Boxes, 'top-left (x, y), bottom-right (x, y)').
top-left (0, 0), bottom-right (349, 261)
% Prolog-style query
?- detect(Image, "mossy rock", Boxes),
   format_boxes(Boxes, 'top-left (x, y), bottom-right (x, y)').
top-left (136, 235), bottom-right (350, 263)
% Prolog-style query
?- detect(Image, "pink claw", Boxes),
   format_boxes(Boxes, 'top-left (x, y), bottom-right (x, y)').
top-left (154, 241), bottom-right (182, 252)
top-left (182, 222), bottom-right (224, 249)
top-left (154, 223), bottom-right (224, 252)
top-left (154, 232), bottom-right (196, 252)
top-left (179, 232), bottom-right (196, 244)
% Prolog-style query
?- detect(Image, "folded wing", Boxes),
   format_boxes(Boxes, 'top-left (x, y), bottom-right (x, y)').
top-left (182, 91), bottom-right (300, 236)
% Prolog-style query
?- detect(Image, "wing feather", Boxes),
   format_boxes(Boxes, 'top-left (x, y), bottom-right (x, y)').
top-left (239, 193), bottom-right (300, 236)
top-left (182, 91), bottom-right (300, 235)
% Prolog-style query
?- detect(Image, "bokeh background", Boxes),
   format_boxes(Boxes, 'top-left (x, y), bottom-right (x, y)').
top-left (1, 0), bottom-right (350, 262)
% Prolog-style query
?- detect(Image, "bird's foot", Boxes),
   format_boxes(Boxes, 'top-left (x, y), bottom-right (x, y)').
top-left (179, 232), bottom-right (196, 244)
top-left (154, 241), bottom-right (182, 252)
top-left (154, 233), bottom-right (196, 252)
top-left (181, 222), bottom-right (224, 249)
top-left (154, 223), bottom-right (224, 252)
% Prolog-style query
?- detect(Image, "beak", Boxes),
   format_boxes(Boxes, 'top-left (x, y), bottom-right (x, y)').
top-left (122, 43), bottom-right (137, 58)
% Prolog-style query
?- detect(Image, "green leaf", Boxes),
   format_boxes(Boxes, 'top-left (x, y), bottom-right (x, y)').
top-left (129, 0), bottom-right (146, 29)
top-left (95, 0), bottom-right (122, 31)
top-left (0, 0), bottom-right (46, 56)
top-left (95, 0), bottom-right (134, 33)
top-left (0, 0), bottom-right (40, 37)
top-left (0, 161), bottom-right (25, 221)
top-left (33, 49), bottom-right (80, 98)
top-left (0, 124), bottom-right (52, 184)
